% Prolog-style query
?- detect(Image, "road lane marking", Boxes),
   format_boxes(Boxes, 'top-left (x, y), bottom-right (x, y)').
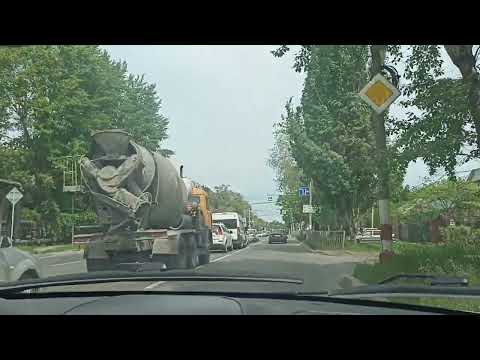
top-left (144, 281), bottom-right (166, 290)
top-left (49, 260), bottom-right (83, 267)
top-left (144, 240), bottom-right (264, 289)
top-left (198, 240), bottom-right (263, 268)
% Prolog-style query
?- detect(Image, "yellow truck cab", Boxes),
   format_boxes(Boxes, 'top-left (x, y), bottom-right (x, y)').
top-left (190, 187), bottom-right (212, 230)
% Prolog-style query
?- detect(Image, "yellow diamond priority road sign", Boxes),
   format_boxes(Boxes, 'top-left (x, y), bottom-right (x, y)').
top-left (359, 73), bottom-right (400, 114)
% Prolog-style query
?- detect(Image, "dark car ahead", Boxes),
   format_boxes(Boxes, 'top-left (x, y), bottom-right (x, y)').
top-left (268, 232), bottom-right (288, 244)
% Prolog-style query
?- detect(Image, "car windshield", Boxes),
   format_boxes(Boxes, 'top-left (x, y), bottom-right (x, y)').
top-left (212, 219), bottom-right (237, 229)
top-left (1, 44), bottom-right (480, 314)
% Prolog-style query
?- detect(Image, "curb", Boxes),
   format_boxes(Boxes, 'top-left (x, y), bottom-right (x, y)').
top-left (298, 240), bottom-right (318, 253)
top-left (299, 241), bottom-right (347, 256)
top-left (338, 275), bottom-right (366, 289)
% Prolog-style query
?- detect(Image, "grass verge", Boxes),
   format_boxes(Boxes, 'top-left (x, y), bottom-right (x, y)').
top-left (344, 242), bottom-right (381, 253)
top-left (353, 242), bottom-right (480, 313)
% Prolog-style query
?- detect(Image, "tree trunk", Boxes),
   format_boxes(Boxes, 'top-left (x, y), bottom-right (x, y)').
top-left (444, 45), bottom-right (480, 152)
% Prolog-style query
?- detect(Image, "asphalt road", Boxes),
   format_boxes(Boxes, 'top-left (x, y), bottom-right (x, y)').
top-left (37, 236), bottom-right (368, 293)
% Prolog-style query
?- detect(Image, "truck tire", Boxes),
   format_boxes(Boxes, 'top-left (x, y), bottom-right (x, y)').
top-left (198, 251), bottom-right (210, 265)
top-left (152, 255), bottom-right (177, 270)
top-left (186, 242), bottom-right (199, 269)
top-left (175, 250), bottom-right (188, 269)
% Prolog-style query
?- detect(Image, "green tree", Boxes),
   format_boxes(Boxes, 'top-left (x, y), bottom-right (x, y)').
top-left (277, 45), bottom-right (381, 238)
top-left (390, 45), bottom-right (476, 177)
top-left (0, 46), bottom-right (169, 240)
top-left (268, 105), bottom-right (306, 228)
top-left (274, 45), bottom-right (480, 178)
top-left (397, 179), bottom-right (480, 225)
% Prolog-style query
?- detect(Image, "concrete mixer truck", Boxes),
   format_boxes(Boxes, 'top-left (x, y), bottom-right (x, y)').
top-left (78, 129), bottom-right (212, 272)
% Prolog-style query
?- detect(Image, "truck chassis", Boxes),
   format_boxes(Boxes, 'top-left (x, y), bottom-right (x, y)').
top-left (82, 227), bottom-right (211, 272)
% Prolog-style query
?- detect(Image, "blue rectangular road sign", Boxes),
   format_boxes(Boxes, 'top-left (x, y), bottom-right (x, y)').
top-left (299, 187), bottom-right (310, 197)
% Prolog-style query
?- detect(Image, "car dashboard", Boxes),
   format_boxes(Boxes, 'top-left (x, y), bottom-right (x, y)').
top-left (0, 293), bottom-right (446, 315)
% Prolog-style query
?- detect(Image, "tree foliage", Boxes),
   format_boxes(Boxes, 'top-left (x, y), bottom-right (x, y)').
top-left (389, 45), bottom-right (478, 177)
top-left (273, 45), bottom-right (480, 179)
top-left (272, 45), bottom-right (386, 236)
top-left (201, 184), bottom-right (270, 229)
top-left (397, 179), bottom-right (480, 225)
top-left (0, 46), bottom-right (169, 240)
top-left (268, 102), bottom-right (306, 227)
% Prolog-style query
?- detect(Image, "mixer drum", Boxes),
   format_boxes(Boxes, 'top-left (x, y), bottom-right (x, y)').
top-left (81, 130), bottom-right (189, 230)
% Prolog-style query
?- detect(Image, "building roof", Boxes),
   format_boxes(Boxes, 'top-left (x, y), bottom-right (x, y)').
top-left (468, 168), bottom-right (480, 182)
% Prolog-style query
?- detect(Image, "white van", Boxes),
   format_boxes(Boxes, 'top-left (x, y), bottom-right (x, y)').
top-left (212, 212), bottom-right (246, 249)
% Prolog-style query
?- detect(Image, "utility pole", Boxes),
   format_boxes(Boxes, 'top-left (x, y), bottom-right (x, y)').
top-left (371, 206), bottom-right (375, 228)
top-left (309, 178), bottom-right (313, 231)
top-left (290, 212), bottom-right (293, 234)
top-left (370, 45), bottom-right (393, 262)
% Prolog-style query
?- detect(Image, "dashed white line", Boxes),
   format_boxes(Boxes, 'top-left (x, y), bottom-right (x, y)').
top-left (144, 281), bottom-right (166, 290)
top-left (143, 241), bottom-right (263, 290)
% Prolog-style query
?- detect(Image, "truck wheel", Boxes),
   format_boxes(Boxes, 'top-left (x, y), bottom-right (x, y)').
top-left (175, 251), bottom-right (188, 269)
top-left (153, 255), bottom-right (177, 270)
top-left (198, 251), bottom-right (210, 265)
top-left (184, 237), bottom-right (199, 269)
top-left (186, 244), bottom-right (199, 269)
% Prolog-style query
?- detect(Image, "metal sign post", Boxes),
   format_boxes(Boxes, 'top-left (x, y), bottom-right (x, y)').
top-left (299, 183), bottom-right (313, 230)
top-left (6, 187), bottom-right (23, 246)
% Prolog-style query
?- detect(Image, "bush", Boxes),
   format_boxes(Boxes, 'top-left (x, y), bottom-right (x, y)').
top-left (440, 225), bottom-right (472, 245)
top-left (55, 211), bottom-right (97, 243)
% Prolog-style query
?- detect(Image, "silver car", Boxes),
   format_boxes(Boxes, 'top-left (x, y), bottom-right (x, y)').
top-left (0, 243), bottom-right (43, 283)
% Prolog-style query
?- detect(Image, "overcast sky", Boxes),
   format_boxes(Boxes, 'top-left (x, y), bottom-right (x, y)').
top-left (102, 45), bottom-right (480, 222)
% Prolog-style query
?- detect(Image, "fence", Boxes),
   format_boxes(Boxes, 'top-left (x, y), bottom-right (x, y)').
top-left (393, 223), bottom-right (438, 243)
top-left (304, 230), bottom-right (346, 250)
top-left (356, 228), bottom-right (381, 244)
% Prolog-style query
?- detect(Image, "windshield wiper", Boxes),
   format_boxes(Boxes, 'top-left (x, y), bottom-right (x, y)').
top-left (0, 271), bottom-right (303, 294)
top-left (379, 274), bottom-right (469, 287)
top-left (329, 273), bottom-right (478, 299)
